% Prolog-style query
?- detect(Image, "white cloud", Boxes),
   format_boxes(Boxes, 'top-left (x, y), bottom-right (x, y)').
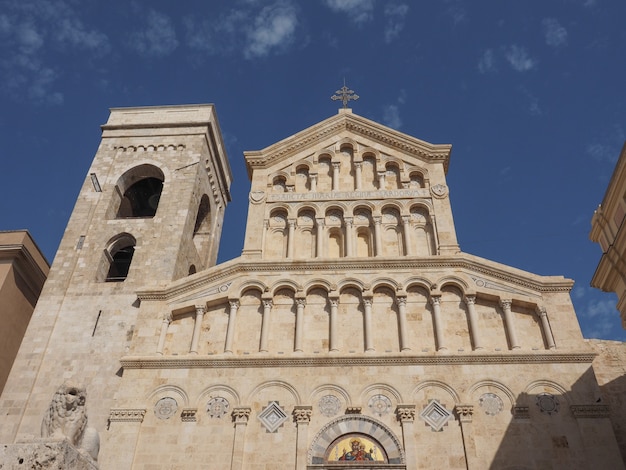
top-left (586, 125), bottom-right (625, 164)
top-left (129, 9), bottom-right (178, 58)
top-left (504, 45), bottom-right (536, 72)
top-left (384, 3), bottom-right (409, 43)
top-left (444, 0), bottom-right (467, 25)
top-left (383, 104), bottom-right (401, 129)
top-left (244, 3), bottom-right (298, 58)
top-left (477, 49), bottom-right (496, 73)
top-left (324, 0), bottom-right (375, 25)
top-left (587, 143), bottom-right (618, 163)
top-left (520, 87), bottom-right (542, 115)
top-left (542, 18), bottom-right (567, 48)
top-left (582, 298), bottom-right (619, 338)
top-left (0, 1), bottom-right (110, 104)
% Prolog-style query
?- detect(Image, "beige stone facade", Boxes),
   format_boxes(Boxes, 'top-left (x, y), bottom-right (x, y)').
top-left (1, 104), bottom-right (624, 469)
top-left (0, 230), bottom-right (49, 395)
top-left (590, 142), bottom-right (626, 327)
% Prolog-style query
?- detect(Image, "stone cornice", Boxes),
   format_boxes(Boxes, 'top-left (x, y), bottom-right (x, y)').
top-left (0, 241), bottom-right (49, 299)
top-left (244, 111), bottom-right (452, 178)
top-left (136, 253), bottom-right (573, 302)
top-left (120, 352), bottom-right (595, 370)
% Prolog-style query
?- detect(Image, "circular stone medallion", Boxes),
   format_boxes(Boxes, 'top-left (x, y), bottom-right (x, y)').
top-left (318, 395), bottom-right (341, 417)
top-left (207, 396), bottom-right (230, 419)
top-left (368, 394), bottom-right (392, 417)
top-left (479, 393), bottom-right (504, 416)
top-left (536, 393), bottom-right (559, 415)
top-left (155, 397), bottom-right (178, 420)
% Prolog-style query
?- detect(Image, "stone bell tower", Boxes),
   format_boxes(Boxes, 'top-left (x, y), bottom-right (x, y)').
top-left (0, 105), bottom-right (232, 447)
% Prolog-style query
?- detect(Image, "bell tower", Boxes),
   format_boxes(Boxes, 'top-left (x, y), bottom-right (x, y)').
top-left (0, 104), bottom-right (232, 444)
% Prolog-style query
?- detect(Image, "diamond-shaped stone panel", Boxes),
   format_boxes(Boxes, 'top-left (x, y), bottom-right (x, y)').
top-left (420, 399), bottom-right (452, 432)
top-left (258, 401), bottom-right (288, 433)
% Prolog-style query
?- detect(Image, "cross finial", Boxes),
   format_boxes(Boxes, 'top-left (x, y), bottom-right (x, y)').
top-left (331, 79), bottom-right (359, 109)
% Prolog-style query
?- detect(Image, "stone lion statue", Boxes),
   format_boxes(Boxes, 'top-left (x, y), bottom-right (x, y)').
top-left (41, 382), bottom-right (100, 461)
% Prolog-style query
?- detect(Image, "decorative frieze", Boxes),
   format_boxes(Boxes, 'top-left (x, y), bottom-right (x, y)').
top-left (345, 406), bottom-right (362, 414)
top-left (108, 408), bottom-right (147, 423)
top-left (268, 189), bottom-right (428, 202)
top-left (455, 404), bottom-right (474, 423)
top-left (570, 404), bottom-right (611, 419)
top-left (513, 406), bottom-right (530, 420)
top-left (293, 405), bottom-right (313, 424)
top-left (231, 407), bottom-right (251, 424)
top-left (181, 408), bottom-right (197, 422)
top-left (395, 405), bottom-right (416, 422)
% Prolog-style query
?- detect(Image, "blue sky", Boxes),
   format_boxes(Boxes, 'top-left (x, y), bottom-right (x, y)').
top-left (1, 0), bottom-right (625, 340)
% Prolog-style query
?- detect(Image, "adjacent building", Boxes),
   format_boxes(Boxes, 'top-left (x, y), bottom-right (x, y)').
top-left (1, 104), bottom-right (624, 469)
top-left (0, 230), bottom-right (49, 395)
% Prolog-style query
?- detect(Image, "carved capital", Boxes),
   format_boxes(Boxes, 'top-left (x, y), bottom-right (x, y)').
top-left (262, 299), bottom-right (273, 310)
top-left (232, 407), bottom-right (252, 424)
top-left (296, 298), bottom-right (306, 307)
top-left (194, 305), bottom-right (206, 315)
top-left (401, 215), bottom-right (411, 225)
top-left (430, 296), bottom-right (441, 307)
top-left (464, 295), bottom-right (476, 307)
top-left (293, 405), bottom-right (313, 424)
top-left (353, 162), bottom-right (362, 169)
top-left (346, 406), bottom-right (362, 414)
top-left (455, 404), bottom-right (474, 423)
top-left (536, 306), bottom-right (548, 318)
top-left (396, 296), bottom-right (407, 308)
top-left (362, 297), bottom-right (373, 308)
top-left (373, 216), bottom-right (382, 226)
top-left (229, 299), bottom-right (240, 311)
top-left (499, 299), bottom-right (512, 310)
top-left (332, 162), bottom-right (341, 169)
top-left (395, 405), bottom-right (416, 422)
top-left (288, 219), bottom-right (296, 228)
top-left (162, 313), bottom-right (173, 323)
top-left (344, 217), bottom-right (353, 227)
top-left (330, 298), bottom-right (339, 308)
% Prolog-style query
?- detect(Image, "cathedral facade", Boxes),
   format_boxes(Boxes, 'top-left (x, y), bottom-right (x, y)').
top-left (0, 104), bottom-right (623, 469)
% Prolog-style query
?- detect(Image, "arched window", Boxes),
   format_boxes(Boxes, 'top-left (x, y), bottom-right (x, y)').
top-left (115, 165), bottom-right (165, 218)
top-left (103, 234), bottom-right (136, 282)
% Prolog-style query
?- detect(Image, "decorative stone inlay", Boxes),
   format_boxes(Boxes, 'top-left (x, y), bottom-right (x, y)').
top-left (109, 408), bottom-right (146, 422)
top-left (231, 407), bottom-right (251, 424)
top-left (430, 183), bottom-right (448, 198)
top-left (455, 404), bottom-right (474, 423)
top-left (420, 399), bottom-right (452, 432)
top-left (346, 406), bottom-right (362, 414)
top-left (207, 396), bottom-right (230, 419)
top-left (513, 406), bottom-right (530, 419)
top-left (181, 408), bottom-right (197, 422)
top-left (479, 393), bottom-right (504, 416)
top-left (395, 405), bottom-right (416, 422)
top-left (319, 395), bottom-right (341, 417)
top-left (258, 401), bottom-right (288, 433)
top-left (536, 393), bottom-right (559, 415)
top-left (249, 190), bottom-right (265, 203)
top-left (570, 404), bottom-right (611, 418)
top-left (154, 397), bottom-right (178, 420)
top-left (293, 405), bottom-right (313, 424)
top-left (368, 394), bottom-right (392, 417)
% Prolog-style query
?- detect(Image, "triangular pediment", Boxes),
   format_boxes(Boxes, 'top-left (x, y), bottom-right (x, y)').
top-left (244, 109), bottom-right (452, 178)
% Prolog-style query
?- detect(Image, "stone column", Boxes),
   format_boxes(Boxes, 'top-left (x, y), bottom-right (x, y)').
top-left (464, 295), bottom-right (483, 350)
top-left (344, 217), bottom-right (354, 257)
top-left (259, 298), bottom-right (273, 353)
top-left (156, 313), bottom-right (172, 354)
top-left (224, 300), bottom-right (239, 354)
top-left (396, 296), bottom-right (410, 351)
top-left (500, 299), bottom-right (520, 350)
top-left (293, 406), bottom-right (312, 470)
top-left (354, 162), bottom-right (362, 190)
top-left (332, 162), bottom-right (341, 191)
top-left (377, 171), bottom-right (386, 190)
top-left (287, 219), bottom-right (296, 258)
top-left (373, 216), bottom-right (383, 257)
top-left (189, 305), bottom-right (205, 354)
top-left (456, 404), bottom-right (476, 470)
top-left (309, 173), bottom-right (317, 192)
top-left (294, 297), bottom-right (306, 352)
top-left (537, 306), bottom-right (556, 349)
top-left (396, 405), bottom-right (417, 470)
top-left (430, 296), bottom-right (446, 351)
top-left (230, 407), bottom-right (251, 470)
top-left (363, 296), bottom-right (374, 352)
top-left (402, 216), bottom-right (413, 256)
top-left (316, 218), bottom-right (325, 258)
top-left (329, 295), bottom-right (339, 352)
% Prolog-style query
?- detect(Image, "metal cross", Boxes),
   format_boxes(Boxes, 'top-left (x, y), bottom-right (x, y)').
top-left (331, 81), bottom-right (359, 108)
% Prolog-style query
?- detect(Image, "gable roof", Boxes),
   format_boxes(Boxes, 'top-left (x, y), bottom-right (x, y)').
top-left (244, 109), bottom-right (453, 179)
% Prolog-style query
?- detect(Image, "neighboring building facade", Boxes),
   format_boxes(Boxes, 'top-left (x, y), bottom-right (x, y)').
top-left (590, 142), bottom-right (626, 328)
top-left (1, 104), bottom-right (624, 469)
top-left (0, 230), bottom-right (49, 395)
